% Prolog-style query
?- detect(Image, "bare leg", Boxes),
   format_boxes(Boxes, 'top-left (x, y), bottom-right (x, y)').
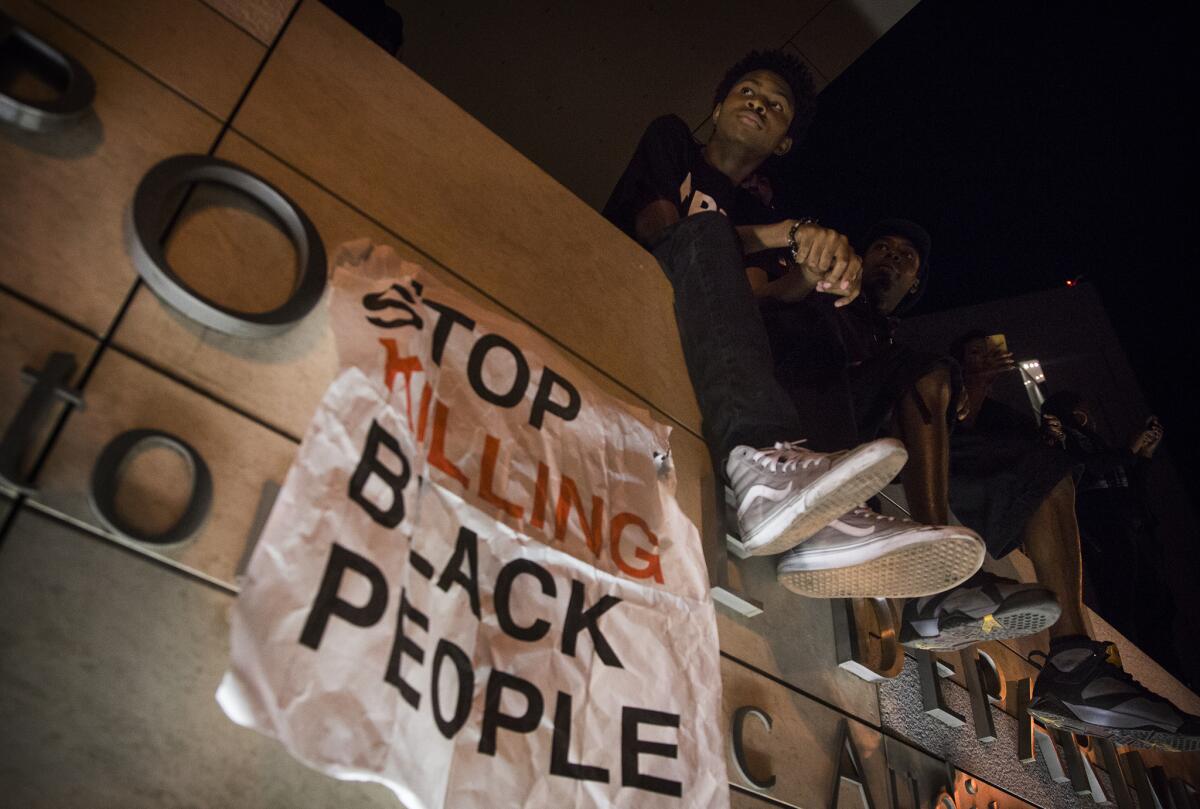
top-left (1022, 476), bottom-right (1091, 640)
top-left (892, 365), bottom-right (951, 525)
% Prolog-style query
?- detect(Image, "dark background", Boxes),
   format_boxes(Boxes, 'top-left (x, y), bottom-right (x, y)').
top-left (781, 0), bottom-right (1199, 512)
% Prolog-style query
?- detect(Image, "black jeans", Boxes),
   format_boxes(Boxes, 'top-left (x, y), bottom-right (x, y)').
top-left (650, 213), bottom-right (802, 461)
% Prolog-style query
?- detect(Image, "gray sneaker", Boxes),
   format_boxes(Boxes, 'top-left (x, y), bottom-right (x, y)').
top-left (900, 571), bottom-right (1061, 651)
top-left (775, 506), bottom-right (985, 598)
top-left (725, 439), bottom-right (907, 558)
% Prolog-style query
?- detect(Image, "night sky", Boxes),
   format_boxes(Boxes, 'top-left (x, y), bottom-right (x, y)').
top-left (780, 1), bottom-right (1199, 509)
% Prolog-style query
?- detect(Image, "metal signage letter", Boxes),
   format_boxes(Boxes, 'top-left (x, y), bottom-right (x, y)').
top-left (89, 429), bottom-right (213, 545)
top-left (833, 598), bottom-right (904, 682)
top-left (0, 12), bottom-right (95, 132)
top-left (0, 351), bottom-right (81, 493)
top-left (729, 706), bottom-right (775, 791)
top-left (128, 155), bottom-right (327, 338)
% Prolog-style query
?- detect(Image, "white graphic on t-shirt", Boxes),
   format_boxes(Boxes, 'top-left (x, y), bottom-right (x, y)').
top-left (678, 172), bottom-right (726, 218)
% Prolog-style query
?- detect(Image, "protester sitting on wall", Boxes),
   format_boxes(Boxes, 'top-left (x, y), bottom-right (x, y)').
top-left (750, 222), bottom-right (1053, 619)
top-left (943, 335), bottom-right (1196, 750)
top-left (601, 51), bottom-right (985, 597)
top-left (748, 218), bottom-right (988, 598)
top-left (1041, 391), bottom-right (1181, 676)
top-left (755, 221), bottom-right (1199, 750)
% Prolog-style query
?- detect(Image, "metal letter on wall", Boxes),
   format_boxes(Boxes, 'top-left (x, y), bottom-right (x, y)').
top-left (128, 155), bottom-right (327, 338)
top-left (89, 429), bottom-right (213, 545)
top-left (0, 351), bottom-right (82, 493)
top-left (829, 719), bottom-right (877, 809)
top-left (832, 598), bottom-right (903, 682)
top-left (729, 706), bottom-right (775, 791)
top-left (916, 650), bottom-right (965, 727)
top-left (959, 648), bottom-right (997, 743)
top-left (1008, 678), bottom-right (1035, 763)
top-left (0, 12), bottom-right (96, 132)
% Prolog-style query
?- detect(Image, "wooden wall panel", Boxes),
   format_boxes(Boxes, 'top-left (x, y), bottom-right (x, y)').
top-left (0, 0), bottom-right (220, 335)
top-left (202, 0), bottom-right (294, 45)
top-left (0, 291), bottom-right (98, 495)
top-left (29, 349), bottom-right (297, 588)
top-left (231, 0), bottom-right (702, 434)
top-left (111, 132), bottom-right (711, 532)
top-left (720, 655), bottom-right (890, 809)
top-left (39, 0), bottom-right (264, 119)
top-left (0, 509), bottom-right (398, 807)
top-left (716, 557), bottom-right (882, 723)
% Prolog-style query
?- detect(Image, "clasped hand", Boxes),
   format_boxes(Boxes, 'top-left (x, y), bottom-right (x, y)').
top-left (789, 223), bottom-right (862, 308)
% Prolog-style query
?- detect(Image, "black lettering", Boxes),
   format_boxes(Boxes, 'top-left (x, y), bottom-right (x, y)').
top-left (362, 283), bottom-right (423, 329)
top-left (385, 588), bottom-right (428, 708)
top-left (348, 420), bottom-right (410, 528)
top-left (300, 543), bottom-right (388, 649)
top-left (478, 670), bottom-right (544, 756)
top-left (436, 527), bottom-right (481, 618)
top-left (467, 333), bottom-right (530, 408)
top-left (426, 300), bottom-right (476, 366)
top-left (409, 549), bottom-right (434, 579)
top-left (550, 691), bottom-right (609, 783)
top-left (621, 707), bottom-right (681, 797)
top-left (430, 639), bottom-right (474, 739)
top-left (561, 580), bottom-right (623, 668)
top-left (529, 367), bottom-right (580, 430)
top-left (495, 558), bottom-right (556, 642)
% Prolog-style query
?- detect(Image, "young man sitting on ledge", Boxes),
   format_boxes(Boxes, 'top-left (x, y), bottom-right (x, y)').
top-left (602, 51), bottom-right (984, 598)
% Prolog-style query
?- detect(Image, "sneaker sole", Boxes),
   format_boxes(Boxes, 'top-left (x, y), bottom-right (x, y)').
top-left (900, 590), bottom-right (1062, 652)
top-left (737, 439), bottom-right (907, 558)
top-left (1028, 698), bottom-right (1200, 753)
top-left (777, 534), bottom-right (984, 598)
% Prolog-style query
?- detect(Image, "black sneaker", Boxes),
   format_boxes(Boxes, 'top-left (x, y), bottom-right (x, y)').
top-left (1028, 638), bottom-right (1200, 752)
top-left (899, 571), bottom-right (1060, 651)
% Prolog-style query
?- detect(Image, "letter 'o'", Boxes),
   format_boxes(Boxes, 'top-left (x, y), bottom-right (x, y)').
top-left (89, 429), bottom-right (213, 545)
top-left (128, 154), bottom-right (327, 338)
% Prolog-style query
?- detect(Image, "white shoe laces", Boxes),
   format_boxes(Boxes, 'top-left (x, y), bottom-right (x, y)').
top-left (850, 505), bottom-right (896, 522)
top-left (751, 440), bottom-right (821, 472)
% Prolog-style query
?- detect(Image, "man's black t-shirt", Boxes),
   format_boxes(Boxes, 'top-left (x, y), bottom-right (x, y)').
top-left (602, 115), bottom-right (776, 244)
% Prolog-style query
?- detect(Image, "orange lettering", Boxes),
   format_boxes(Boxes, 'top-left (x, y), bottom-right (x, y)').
top-left (428, 401), bottom-right (469, 489)
top-left (416, 383), bottom-right (432, 444)
top-left (611, 512), bottom-right (664, 583)
top-left (478, 434), bottom-right (524, 519)
top-left (379, 339), bottom-right (423, 431)
top-left (554, 475), bottom-right (604, 556)
top-left (531, 462), bottom-right (550, 530)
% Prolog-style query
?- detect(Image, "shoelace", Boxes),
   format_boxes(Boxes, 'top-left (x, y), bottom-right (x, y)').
top-left (751, 440), bottom-right (820, 472)
top-left (849, 505), bottom-right (896, 522)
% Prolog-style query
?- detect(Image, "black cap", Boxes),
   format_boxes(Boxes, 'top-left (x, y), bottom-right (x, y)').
top-left (862, 218), bottom-right (932, 314)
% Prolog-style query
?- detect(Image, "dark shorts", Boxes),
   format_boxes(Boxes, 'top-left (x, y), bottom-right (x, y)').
top-left (948, 430), bottom-right (1077, 558)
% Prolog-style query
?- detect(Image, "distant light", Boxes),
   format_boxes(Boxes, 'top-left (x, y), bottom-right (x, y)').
top-left (1065, 279), bottom-right (1075, 287)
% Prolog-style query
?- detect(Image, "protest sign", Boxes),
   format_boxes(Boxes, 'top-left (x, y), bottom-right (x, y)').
top-left (217, 241), bottom-right (729, 808)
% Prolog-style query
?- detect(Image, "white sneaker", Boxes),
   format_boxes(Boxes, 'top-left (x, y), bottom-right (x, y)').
top-left (775, 506), bottom-right (985, 598)
top-left (725, 438), bottom-right (908, 558)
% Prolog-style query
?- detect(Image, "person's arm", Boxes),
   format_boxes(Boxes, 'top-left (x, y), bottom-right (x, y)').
top-left (746, 260), bottom-right (821, 302)
top-left (956, 344), bottom-right (1014, 428)
top-left (737, 220), bottom-right (863, 307)
top-left (1130, 417), bottom-right (1164, 459)
top-left (634, 199), bottom-right (680, 247)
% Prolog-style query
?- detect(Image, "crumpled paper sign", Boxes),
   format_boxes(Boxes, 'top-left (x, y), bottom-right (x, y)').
top-left (217, 241), bottom-right (729, 808)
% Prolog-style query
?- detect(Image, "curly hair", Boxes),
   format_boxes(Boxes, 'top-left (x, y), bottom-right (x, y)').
top-left (712, 50), bottom-right (818, 142)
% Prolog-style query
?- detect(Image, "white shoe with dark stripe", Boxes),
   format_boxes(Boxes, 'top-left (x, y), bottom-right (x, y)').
top-left (725, 439), bottom-right (908, 558)
top-left (775, 506), bottom-right (985, 598)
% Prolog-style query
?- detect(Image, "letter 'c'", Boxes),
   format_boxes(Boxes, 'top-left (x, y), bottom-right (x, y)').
top-left (730, 706), bottom-right (776, 790)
